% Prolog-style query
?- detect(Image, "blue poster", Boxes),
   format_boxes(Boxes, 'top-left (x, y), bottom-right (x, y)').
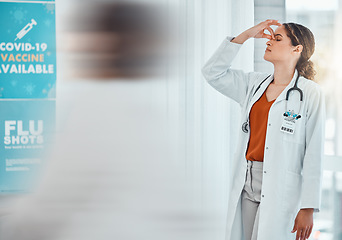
top-left (0, 1), bottom-right (56, 99)
top-left (0, 100), bottom-right (55, 192)
top-left (0, 1), bottom-right (56, 192)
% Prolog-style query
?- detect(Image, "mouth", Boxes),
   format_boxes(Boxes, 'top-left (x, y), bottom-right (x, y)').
top-left (265, 48), bottom-right (271, 52)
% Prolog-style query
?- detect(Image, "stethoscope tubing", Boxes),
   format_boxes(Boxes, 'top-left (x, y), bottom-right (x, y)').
top-left (242, 74), bottom-right (303, 133)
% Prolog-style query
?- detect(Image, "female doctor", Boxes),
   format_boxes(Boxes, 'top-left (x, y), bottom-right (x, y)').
top-left (201, 19), bottom-right (325, 240)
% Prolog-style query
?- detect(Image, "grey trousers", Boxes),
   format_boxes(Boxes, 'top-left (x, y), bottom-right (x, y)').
top-left (241, 160), bottom-right (263, 240)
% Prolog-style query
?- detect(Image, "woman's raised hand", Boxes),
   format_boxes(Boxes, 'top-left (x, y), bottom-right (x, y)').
top-left (248, 19), bottom-right (282, 40)
top-left (231, 19), bottom-right (282, 44)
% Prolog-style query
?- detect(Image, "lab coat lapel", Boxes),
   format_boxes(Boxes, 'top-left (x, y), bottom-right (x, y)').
top-left (245, 74), bottom-right (274, 117)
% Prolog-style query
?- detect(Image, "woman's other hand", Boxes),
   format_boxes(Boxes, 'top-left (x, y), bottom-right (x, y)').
top-left (291, 208), bottom-right (314, 240)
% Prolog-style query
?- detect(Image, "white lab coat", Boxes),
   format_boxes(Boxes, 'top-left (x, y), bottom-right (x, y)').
top-left (201, 36), bottom-right (326, 240)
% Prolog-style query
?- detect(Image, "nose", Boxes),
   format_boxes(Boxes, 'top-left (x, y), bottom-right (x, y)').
top-left (266, 41), bottom-right (272, 46)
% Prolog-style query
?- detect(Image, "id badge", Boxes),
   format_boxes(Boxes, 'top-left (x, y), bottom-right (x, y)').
top-left (280, 117), bottom-right (296, 134)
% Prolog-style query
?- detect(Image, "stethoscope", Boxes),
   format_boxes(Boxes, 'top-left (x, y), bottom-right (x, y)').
top-left (242, 73), bottom-right (303, 133)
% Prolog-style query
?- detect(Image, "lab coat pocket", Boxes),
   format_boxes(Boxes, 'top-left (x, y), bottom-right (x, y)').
top-left (282, 171), bottom-right (302, 214)
top-left (282, 117), bottom-right (305, 145)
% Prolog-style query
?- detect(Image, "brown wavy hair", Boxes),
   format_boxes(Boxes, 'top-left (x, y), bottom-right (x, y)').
top-left (283, 23), bottom-right (316, 81)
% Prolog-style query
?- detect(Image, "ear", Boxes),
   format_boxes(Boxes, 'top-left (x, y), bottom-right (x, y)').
top-left (293, 44), bottom-right (303, 53)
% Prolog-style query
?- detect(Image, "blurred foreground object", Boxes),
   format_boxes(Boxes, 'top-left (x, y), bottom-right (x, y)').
top-left (0, 2), bottom-right (219, 239)
top-left (0, 1), bottom-right (222, 239)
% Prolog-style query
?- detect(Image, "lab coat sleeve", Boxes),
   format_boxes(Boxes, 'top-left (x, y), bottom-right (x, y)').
top-left (201, 36), bottom-right (265, 107)
top-left (300, 84), bottom-right (326, 213)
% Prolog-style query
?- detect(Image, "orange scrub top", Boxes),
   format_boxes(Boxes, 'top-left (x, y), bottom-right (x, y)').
top-left (245, 89), bottom-right (275, 162)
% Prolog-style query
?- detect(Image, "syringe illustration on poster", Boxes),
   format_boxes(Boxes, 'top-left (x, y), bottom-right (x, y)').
top-left (0, 2), bottom-right (56, 98)
top-left (15, 18), bottom-right (37, 41)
